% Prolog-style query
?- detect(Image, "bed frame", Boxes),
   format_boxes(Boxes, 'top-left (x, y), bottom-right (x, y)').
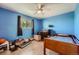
top-left (44, 35), bottom-right (79, 55)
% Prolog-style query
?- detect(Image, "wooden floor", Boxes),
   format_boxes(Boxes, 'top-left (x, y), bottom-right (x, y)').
top-left (0, 40), bottom-right (58, 55)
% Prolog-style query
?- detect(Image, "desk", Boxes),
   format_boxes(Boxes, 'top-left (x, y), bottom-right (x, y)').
top-left (37, 31), bottom-right (49, 40)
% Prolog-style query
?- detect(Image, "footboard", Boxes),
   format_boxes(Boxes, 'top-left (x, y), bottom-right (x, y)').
top-left (44, 38), bottom-right (79, 55)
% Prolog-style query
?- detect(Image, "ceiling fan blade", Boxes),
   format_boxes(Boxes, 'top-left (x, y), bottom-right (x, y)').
top-left (37, 3), bottom-right (44, 9)
top-left (41, 4), bottom-right (45, 9)
top-left (37, 4), bottom-right (40, 9)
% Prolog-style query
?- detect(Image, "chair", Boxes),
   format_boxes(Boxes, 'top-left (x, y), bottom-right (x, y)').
top-left (0, 38), bottom-right (9, 52)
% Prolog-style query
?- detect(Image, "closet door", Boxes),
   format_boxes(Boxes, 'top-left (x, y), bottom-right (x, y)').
top-left (17, 16), bottom-right (22, 36)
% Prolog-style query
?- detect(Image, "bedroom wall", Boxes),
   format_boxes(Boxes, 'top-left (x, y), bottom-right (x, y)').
top-left (43, 12), bottom-right (74, 34)
top-left (0, 7), bottom-right (75, 41)
top-left (34, 19), bottom-right (43, 34)
top-left (75, 4), bottom-right (79, 41)
top-left (0, 8), bottom-right (41, 41)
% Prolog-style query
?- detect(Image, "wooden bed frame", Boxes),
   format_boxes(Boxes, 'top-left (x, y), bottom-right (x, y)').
top-left (44, 35), bottom-right (79, 55)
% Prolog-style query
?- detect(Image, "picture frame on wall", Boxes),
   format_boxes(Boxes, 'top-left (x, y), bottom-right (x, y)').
top-left (21, 16), bottom-right (33, 28)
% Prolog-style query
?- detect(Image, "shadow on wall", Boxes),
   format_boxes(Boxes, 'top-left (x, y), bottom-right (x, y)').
top-left (48, 25), bottom-right (57, 35)
top-left (48, 29), bottom-right (57, 36)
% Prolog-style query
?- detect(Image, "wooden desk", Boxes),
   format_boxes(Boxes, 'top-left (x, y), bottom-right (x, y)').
top-left (37, 31), bottom-right (49, 40)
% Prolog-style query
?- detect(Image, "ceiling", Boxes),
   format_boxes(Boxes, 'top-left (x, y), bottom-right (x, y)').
top-left (0, 3), bottom-right (76, 18)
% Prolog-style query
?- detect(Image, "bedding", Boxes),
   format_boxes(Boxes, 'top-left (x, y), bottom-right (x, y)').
top-left (50, 36), bottom-right (74, 44)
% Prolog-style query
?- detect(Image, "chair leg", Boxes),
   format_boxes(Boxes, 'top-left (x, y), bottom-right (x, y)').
top-left (44, 47), bottom-right (46, 55)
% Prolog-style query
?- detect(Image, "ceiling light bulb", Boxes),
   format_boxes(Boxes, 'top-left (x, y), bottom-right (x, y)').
top-left (37, 10), bottom-right (41, 14)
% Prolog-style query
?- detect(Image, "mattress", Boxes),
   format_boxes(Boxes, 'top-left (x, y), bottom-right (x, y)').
top-left (50, 36), bottom-right (74, 44)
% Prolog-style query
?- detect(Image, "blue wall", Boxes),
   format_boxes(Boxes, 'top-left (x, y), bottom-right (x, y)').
top-left (0, 8), bottom-right (39, 41)
top-left (34, 19), bottom-right (43, 34)
top-left (43, 12), bottom-right (74, 34)
top-left (75, 4), bottom-right (79, 41)
top-left (0, 7), bottom-right (75, 42)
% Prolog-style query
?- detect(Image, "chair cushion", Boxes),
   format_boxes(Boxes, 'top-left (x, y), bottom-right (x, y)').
top-left (0, 38), bottom-right (6, 44)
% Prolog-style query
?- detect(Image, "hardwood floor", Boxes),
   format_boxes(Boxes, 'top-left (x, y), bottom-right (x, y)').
top-left (0, 40), bottom-right (58, 55)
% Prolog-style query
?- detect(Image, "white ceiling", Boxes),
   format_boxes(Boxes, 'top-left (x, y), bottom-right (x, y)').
top-left (0, 3), bottom-right (76, 18)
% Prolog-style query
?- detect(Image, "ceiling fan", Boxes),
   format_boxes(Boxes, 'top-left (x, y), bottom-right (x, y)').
top-left (35, 4), bottom-right (45, 15)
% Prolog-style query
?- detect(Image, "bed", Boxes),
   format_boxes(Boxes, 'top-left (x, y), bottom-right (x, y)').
top-left (44, 34), bottom-right (79, 55)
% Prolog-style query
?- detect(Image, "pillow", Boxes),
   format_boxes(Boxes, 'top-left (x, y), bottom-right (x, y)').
top-left (0, 38), bottom-right (6, 44)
